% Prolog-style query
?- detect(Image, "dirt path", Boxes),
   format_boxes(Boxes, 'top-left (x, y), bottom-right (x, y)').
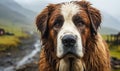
top-left (0, 33), bottom-right (40, 71)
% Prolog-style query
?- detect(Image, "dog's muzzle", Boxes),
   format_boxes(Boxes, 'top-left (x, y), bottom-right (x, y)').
top-left (57, 28), bottom-right (83, 59)
top-left (61, 34), bottom-right (79, 58)
top-left (62, 35), bottom-right (76, 47)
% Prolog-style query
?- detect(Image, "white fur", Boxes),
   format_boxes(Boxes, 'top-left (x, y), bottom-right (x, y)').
top-left (61, 2), bottom-right (80, 21)
top-left (57, 2), bottom-right (83, 58)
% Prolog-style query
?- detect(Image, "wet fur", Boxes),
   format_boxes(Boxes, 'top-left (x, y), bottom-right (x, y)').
top-left (36, 1), bottom-right (111, 71)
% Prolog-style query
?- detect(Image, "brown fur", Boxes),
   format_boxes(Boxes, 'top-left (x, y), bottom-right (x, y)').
top-left (36, 1), bottom-right (111, 71)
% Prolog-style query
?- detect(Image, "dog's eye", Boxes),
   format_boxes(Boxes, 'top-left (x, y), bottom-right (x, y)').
top-left (54, 21), bottom-right (62, 28)
top-left (73, 16), bottom-right (84, 27)
top-left (75, 20), bottom-right (84, 27)
top-left (53, 17), bottom-right (63, 30)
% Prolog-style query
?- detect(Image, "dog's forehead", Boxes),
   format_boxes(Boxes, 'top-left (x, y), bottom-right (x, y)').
top-left (60, 2), bottom-right (81, 19)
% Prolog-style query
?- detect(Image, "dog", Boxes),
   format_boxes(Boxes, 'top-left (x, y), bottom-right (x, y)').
top-left (36, 1), bottom-right (111, 71)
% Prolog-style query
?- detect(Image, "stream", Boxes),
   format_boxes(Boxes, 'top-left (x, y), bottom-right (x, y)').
top-left (0, 34), bottom-right (41, 71)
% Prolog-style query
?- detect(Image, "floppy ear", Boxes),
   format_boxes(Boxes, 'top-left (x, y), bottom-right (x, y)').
top-left (36, 4), bottom-right (55, 39)
top-left (79, 1), bottom-right (101, 35)
top-left (87, 5), bottom-right (101, 35)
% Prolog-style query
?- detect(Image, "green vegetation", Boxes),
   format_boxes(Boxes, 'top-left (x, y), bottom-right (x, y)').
top-left (102, 35), bottom-right (120, 59)
top-left (0, 24), bottom-right (29, 51)
top-left (113, 69), bottom-right (120, 71)
top-left (110, 45), bottom-right (120, 59)
top-left (0, 36), bottom-right (20, 51)
top-left (103, 35), bottom-right (120, 71)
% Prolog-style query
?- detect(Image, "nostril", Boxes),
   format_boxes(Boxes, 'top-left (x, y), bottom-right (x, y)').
top-left (62, 35), bottom-right (76, 47)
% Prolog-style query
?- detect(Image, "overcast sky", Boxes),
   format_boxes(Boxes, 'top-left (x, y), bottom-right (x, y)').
top-left (14, 0), bottom-right (120, 19)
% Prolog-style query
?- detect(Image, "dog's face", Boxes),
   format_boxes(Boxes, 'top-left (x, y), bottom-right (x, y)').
top-left (36, 1), bottom-right (101, 59)
top-left (56, 3), bottom-right (89, 58)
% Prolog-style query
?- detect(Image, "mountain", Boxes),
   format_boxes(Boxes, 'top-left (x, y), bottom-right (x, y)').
top-left (0, 0), bottom-right (37, 28)
top-left (0, 4), bottom-right (28, 24)
top-left (14, 0), bottom-right (50, 13)
top-left (101, 12), bottom-right (120, 31)
top-left (99, 27), bottom-right (119, 35)
top-left (0, 0), bottom-right (36, 20)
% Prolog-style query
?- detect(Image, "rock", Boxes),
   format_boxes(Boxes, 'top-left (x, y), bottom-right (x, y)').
top-left (111, 57), bottom-right (120, 69)
top-left (0, 67), bottom-right (4, 71)
top-left (16, 63), bottom-right (38, 71)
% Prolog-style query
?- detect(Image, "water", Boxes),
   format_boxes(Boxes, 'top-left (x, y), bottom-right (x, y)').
top-left (4, 40), bottom-right (41, 71)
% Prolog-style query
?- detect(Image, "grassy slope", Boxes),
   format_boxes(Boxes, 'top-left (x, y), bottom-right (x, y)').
top-left (113, 70), bottom-right (120, 71)
top-left (102, 35), bottom-right (120, 59)
top-left (110, 45), bottom-right (120, 59)
top-left (0, 22), bottom-right (29, 51)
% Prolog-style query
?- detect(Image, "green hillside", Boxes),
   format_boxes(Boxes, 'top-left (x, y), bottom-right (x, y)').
top-left (0, 24), bottom-right (29, 51)
top-left (99, 27), bottom-right (119, 35)
top-left (0, 0), bottom-right (36, 51)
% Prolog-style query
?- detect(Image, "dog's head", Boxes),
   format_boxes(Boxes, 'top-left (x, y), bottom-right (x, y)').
top-left (36, 1), bottom-right (101, 59)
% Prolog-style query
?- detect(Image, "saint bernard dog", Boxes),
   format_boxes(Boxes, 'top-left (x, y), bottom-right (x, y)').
top-left (36, 1), bottom-right (111, 71)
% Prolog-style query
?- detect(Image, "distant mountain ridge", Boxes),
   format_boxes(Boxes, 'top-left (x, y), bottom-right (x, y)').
top-left (101, 12), bottom-right (120, 31)
top-left (0, 0), bottom-right (37, 27)
top-left (99, 27), bottom-right (119, 35)
top-left (0, 4), bottom-right (28, 24)
top-left (0, 0), bottom-right (36, 19)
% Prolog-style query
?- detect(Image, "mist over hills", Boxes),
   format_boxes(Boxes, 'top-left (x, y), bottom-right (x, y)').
top-left (0, 0), bottom-right (36, 19)
top-left (0, 0), bottom-right (120, 34)
top-left (99, 27), bottom-right (119, 35)
top-left (0, 4), bottom-right (27, 24)
top-left (0, 0), bottom-right (37, 27)
top-left (98, 12), bottom-right (120, 34)
top-left (101, 12), bottom-right (120, 31)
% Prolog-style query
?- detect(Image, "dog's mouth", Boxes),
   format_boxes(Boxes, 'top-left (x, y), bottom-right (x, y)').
top-left (59, 52), bottom-right (81, 60)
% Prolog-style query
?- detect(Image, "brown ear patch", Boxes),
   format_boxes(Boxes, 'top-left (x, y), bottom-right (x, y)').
top-left (88, 6), bottom-right (101, 35)
top-left (77, 1), bottom-right (101, 35)
top-left (36, 4), bottom-right (56, 39)
top-left (36, 7), bottom-right (49, 38)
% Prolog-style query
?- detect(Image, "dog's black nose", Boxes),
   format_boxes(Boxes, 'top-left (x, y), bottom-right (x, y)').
top-left (62, 35), bottom-right (76, 47)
